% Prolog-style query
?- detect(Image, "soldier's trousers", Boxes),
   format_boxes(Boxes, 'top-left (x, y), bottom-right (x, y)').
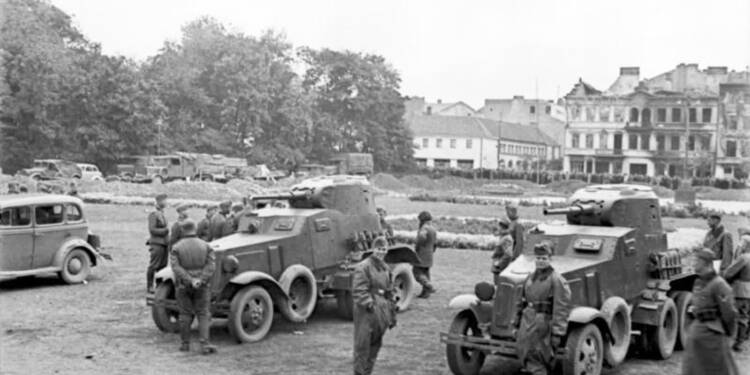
top-left (147, 244), bottom-right (168, 289)
top-left (353, 305), bottom-right (387, 375)
top-left (735, 298), bottom-right (750, 345)
top-left (176, 284), bottom-right (211, 344)
top-left (412, 266), bottom-right (435, 292)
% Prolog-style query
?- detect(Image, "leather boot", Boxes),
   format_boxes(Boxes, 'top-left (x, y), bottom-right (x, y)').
top-left (179, 314), bottom-right (192, 351)
top-left (146, 269), bottom-right (155, 293)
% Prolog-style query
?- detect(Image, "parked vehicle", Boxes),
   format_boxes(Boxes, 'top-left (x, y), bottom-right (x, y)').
top-left (329, 153), bottom-right (373, 175)
top-left (76, 163), bottom-right (104, 181)
top-left (148, 175), bottom-right (420, 343)
top-left (440, 184), bottom-right (698, 375)
top-left (0, 194), bottom-right (110, 284)
top-left (17, 159), bottom-right (82, 180)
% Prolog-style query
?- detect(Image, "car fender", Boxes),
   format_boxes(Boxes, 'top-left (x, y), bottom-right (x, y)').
top-left (229, 271), bottom-right (289, 305)
top-left (360, 244), bottom-right (423, 265)
top-left (568, 306), bottom-right (613, 343)
top-left (448, 294), bottom-right (494, 326)
top-left (53, 238), bottom-right (99, 268)
top-left (154, 267), bottom-right (174, 284)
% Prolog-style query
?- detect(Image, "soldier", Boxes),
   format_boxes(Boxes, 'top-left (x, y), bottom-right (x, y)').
top-left (515, 240), bottom-right (571, 375)
top-left (210, 200), bottom-right (234, 240)
top-left (376, 207), bottom-right (394, 239)
top-left (414, 211), bottom-right (437, 298)
top-left (146, 194), bottom-right (169, 293)
top-left (683, 248), bottom-right (738, 375)
top-left (230, 203), bottom-right (244, 232)
top-left (7, 182), bottom-right (19, 194)
top-left (703, 213), bottom-right (734, 273)
top-left (723, 231), bottom-right (750, 352)
top-left (170, 219), bottom-right (217, 355)
top-left (197, 205), bottom-right (217, 242)
top-left (506, 203), bottom-right (525, 260)
top-left (491, 218), bottom-right (515, 278)
top-left (737, 227), bottom-right (750, 258)
top-left (352, 236), bottom-right (397, 375)
top-left (169, 203), bottom-right (191, 252)
top-left (67, 181), bottom-right (78, 197)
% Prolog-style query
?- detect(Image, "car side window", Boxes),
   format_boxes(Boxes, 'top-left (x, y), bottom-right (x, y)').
top-left (0, 206), bottom-right (32, 227)
top-left (35, 204), bottom-right (64, 225)
top-left (66, 204), bottom-right (83, 222)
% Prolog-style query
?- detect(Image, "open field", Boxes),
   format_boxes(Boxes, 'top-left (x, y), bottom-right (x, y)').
top-left (1, 202), bottom-right (749, 375)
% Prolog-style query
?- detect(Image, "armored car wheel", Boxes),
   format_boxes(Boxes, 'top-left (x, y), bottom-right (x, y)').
top-left (391, 263), bottom-right (415, 312)
top-left (278, 265), bottom-right (318, 323)
top-left (152, 282), bottom-right (179, 333)
top-left (643, 297), bottom-right (678, 359)
top-left (670, 291), bottom-right (693, 351)
top-left (59, 249), bottom-right (91, 284)
top-left (229, 285), bottom-right (274, 343)
top-left (335, 290), bottom-right (354, 321)
top-left (446, 311), bottom-right (485, 375)
top-left (600, 297), bottom-right (631, 367)
top-left (562, 323), bottom-right (604, 375)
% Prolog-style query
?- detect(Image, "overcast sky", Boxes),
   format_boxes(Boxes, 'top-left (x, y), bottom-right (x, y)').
top-left (52, 0), bottom-right (750, 108)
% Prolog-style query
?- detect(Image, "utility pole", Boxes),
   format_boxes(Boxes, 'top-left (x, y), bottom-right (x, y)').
top-left (683, 99), bottom-right (690, 180)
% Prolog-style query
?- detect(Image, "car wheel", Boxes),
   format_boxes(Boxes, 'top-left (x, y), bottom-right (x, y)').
top-left (59, 248), bottom-right (91, 284)
top-left (278, 265), bottom-right (318, 323)
top-left (335, 290), bottom-right (353, 321)
top-left (152, 282), bottom-right (179, 333)
top-left (228, 285), bottom-right (274, 343)
top-left (644, 297), bottom-right (678, 359)
top-left (390, 263), bottom-right (415, 312)
top-left (600, 296), bottom-right (631, 367)
top-left (670, 291), bottom-right (693, 351)
top-left (445, 311), bottom-right (486, 375)
top-left (562, 323), bottom-right (604, 375)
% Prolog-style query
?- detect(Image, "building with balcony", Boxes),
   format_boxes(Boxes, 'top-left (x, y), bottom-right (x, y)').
top-left (563, 64), bottom-right (750, 178)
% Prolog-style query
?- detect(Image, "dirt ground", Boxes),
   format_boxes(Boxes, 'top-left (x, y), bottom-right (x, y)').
top-left (1, 203), bottom-right (749, 375)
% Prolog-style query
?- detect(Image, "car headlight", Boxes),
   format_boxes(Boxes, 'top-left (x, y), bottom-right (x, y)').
top-left (222, 256), bottom-right (239, 273)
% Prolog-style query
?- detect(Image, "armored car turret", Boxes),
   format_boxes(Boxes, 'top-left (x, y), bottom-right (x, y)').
top-left (441, 185), bottom-right (697, 375)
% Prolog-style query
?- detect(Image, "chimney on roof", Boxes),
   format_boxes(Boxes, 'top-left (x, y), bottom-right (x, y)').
top-left (619, 67), bottom-right (640, 76)
top-left (513, 95), bottom-right (524, 100)
top-left (707, 66), bottom-right (728, 75)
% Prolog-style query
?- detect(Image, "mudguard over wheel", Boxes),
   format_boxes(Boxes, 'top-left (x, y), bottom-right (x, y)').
top-left (228, 285), bottom-right (274, 343)
top-left (562, 323), bottom-right (604, 375)
top-left (278, 265), bottom-right (318, 323)
top-left (600, 296), bottom-right (631, 367)
top-left (152, 282), bottom-right (179, 333)
top-left (446, 311), bottom-right (486, 375)
top-left (390, 263), bottom-right (415, 312)
top-left (671, 291), bottom-right (693, 350)
top-left (59, 248), bottom-right (91, 284)
top-left (644, 297), bottom-right (678, 359)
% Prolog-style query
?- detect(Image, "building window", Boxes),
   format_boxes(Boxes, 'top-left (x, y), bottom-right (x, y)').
top-left (530, 106), bottom-right (536, 114)
top-left (702, 108), bottom-right (712, 123)
top-left (641, 135), bottom-right (650, 150)
top-left (724, 166), bottom-right (733, 175)
top-left (457, 160), bottom-right (473, 170)
top-left (570, 160), bottom-right (584, 173)
top-left (613, 107), bottom-right (625, 122)
top-left (728, 116), bottom-right (738, 130)
top-left (434, 159), bottom-right (450, 168)
top-left (599, 107), bottom-right (611, 122)
top-left (688, 135), bottom-right (695, 151)
top-left (657, 134), bottom-right (665, 151)
top-left (585, 134), bottom-right (594, 149)
top-left (657, 108), bottom-right (667, 122)
top-left (726, 140), bottom-right (737, 157)
top-left (671, 135), bottom-right (680, 150)
top-left (599, 132), bottom-right (608, 149)
top-left (628, 134), bottom-right (638, 150)
top-left (545, 106), bottom-right (551, 114)
top-left (630, 108), bottom-right (640, 123)
top-left (642, 108), bottom-right (652, 126)
top-left (571, 133), bottom-right (580, 148)
top-left (436, 138), bottom-right (443, 148)
top-left (422, 138), bottom-right (428, 148)
top-left (450, 139), bottom-right (456, 149)
top-left (595, 161), bottom-right (610, 173)
top-left (700, 136), bottom-right (711, 151)
top-left (672, 108), bottom-right (682, 123)
top-left (466, 139), bottom-right (472, 149)
top-left (415, 158), bottom-right (427, 167)
top-left (689, 108), bottom-right (697, 123)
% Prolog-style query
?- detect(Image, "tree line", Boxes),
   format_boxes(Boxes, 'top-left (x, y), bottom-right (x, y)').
top-left (0, 0), bottom-right (415, 174)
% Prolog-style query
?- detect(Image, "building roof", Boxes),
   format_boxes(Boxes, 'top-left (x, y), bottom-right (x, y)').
top-left (0, 194), bottom-right (83, 207)
top-left (408, 115), bottom-right (558, 146)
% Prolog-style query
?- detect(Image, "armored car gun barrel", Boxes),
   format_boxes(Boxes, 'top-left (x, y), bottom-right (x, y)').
top-left (542, 203), bottom-right (599, 216)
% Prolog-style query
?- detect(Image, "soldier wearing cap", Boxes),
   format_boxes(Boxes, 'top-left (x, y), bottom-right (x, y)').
top-left (703, 213), bottom-right (734, 273)
top-left (723, 228), bottom-right (750, 352)
top-left (230, 203), bottom-right (244, 232)
top-left (376, 207), bottom-right (393, 239)
top-left (168, 203), bottom-right (191, 252)
top-left (210, 200), bottom-right (234, 240)
top-left (491, 218), bottom-right (515, 278)
top-left (414, 211), bottom-right (437, 298)
top-left (146, 193), bottom-right (169, 293)
top-left (515, 240), bottom-right (571, 375)
top-left (197, 205), bottom-right (217, 242)
top-left (506, 203), bottom-right (525, 260)
top-left (683, 248), bottom-right (738, 374)
top-left (170, 219), bottom-right (217, 354)
top-left (352, 236), bottom-right (397, 375)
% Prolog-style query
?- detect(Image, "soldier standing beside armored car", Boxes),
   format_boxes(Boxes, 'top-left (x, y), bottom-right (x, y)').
top-left (722, 230), bottom-right (750, 352)
top-left (170, 219), bottom-right (217, 354)
top-left (210, 200), bottom-right (234, 240)
top-left (168, 203), bottom-right (190, 252)
top-left (491, 218), bottom-right (514, 278)
top-left (352, 236), bottom-right (397, 375)
top-left (683, 248), bottom-right (738, 374)
top-left (506, 203), bottom-right (524, 260)
top-left (146, 194), bottom-right (169, 293)
top-left (197, 205), bottom-right (217, 242)
top-left (703, 213), bottom-right (734, 273)
top-left (515, 241), bottom-right (571, 375)
top-left (414, 211), bottom-right (437, 298)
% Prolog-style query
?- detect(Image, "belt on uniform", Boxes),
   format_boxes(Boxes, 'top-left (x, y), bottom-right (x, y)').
top-left (527, 301), bottom-right (553, 314)
top-left (694, 308), bottom-right (719, 322)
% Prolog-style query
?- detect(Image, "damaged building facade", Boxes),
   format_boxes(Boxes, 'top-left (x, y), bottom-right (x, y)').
top-left (563, 64), bottom-right (750, 178)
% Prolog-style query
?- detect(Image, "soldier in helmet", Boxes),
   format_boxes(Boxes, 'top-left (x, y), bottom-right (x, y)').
top-left (146, 194), bottom-right (169, 293)
top-left (506, 203), bottom-right (525, 260)
top-left (170, 219), bottom-right (217, 355)
top-left (376, 207), bottom-right (393, 239)
top-left (168, 203), bottom-right (191, 252)
top-left (230, 203), bottom-right (244, 232)
top-left (703, 213), bottom-right (734, 273)
top-left (515, 240), bottom-right (571, 375)
top-left (414, 211), bottom-right (437, 298)
top-left (722, 229), bottom-right (750, 352)
top-left (491, 218), bottom-right (515, 279)
top-left (683, 248), bottom-right (738, 374)
top-left (352, 236), bottom-right (397, 375)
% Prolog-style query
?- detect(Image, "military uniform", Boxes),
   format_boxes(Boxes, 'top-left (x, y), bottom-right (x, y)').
top-left (210, 201), bottom-right (234, 240)
top-left (414, 211), bottom-right (437, 297)
top-left (683, 249), bottom-right (738, 375)
top-left (723, 246), bottom-right (750, 351)
top-left (170, 220), bottom-right (216, 354)
top-left (704, 224), bottom-right (734, 272)
top-left (352, 248), bottom-right (396, 375)
top-left (197, 209), bottom-right (215, 242)
top-left (146, 196), bottom-right (169, 292)
top-left (515, 244), bottom-right (571, 375)
top-left (507, 210), bottom-right (525, 260)
top-left (492, 231), bottom-right (514, 276)
top-left (168, 204), bottom-right (190, 252)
